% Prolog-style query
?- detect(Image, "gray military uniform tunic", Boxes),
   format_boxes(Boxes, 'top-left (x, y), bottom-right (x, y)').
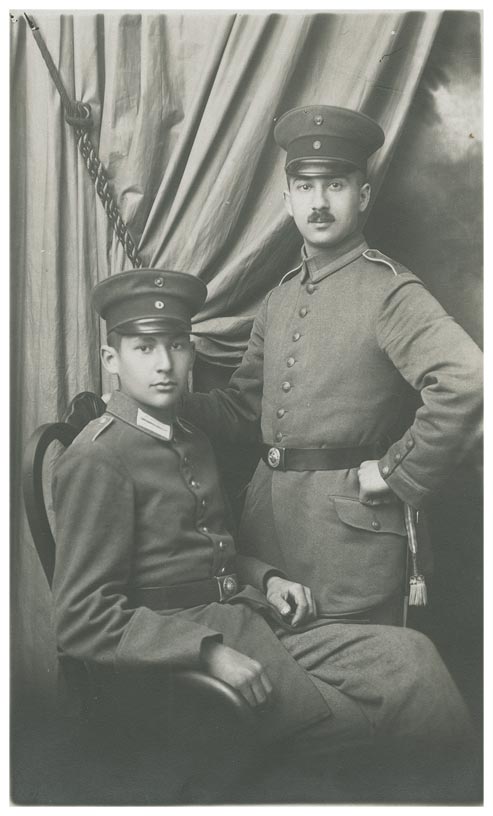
top-left (183, 232), bottom-right (482, 617)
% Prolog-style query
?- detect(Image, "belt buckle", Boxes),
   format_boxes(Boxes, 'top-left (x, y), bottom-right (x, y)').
top-left (216, 574), bottom-right (238, 602)
top-left (267, 446), bottom-right (285, 470)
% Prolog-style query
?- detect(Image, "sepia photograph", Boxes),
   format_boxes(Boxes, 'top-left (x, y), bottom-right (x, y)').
top-left (10, 6), bottom-right (483, 805)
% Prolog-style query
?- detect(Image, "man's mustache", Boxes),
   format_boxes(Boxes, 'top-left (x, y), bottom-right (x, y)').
top-left (308, 210), bottom-right (335, 223)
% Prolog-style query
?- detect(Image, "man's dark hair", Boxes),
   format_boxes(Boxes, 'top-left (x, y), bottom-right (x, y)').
top-left (106, 330), bottom-right (123, 350)
top-left (105, 330), bottom-right (194, 349)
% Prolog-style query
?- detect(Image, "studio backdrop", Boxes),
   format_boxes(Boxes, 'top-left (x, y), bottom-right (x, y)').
top-left (11, 11), bottom-right (482, 707)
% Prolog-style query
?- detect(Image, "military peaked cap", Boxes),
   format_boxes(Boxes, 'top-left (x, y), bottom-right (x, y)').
top-left (274, 105), bottom-right (385, 175)
top-left (92, 269), bottom-right (207, 335)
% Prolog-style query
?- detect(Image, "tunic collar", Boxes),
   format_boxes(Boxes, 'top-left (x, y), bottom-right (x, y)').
top-left (106, 390), bottom-right (174, 442)
top-left (301, 232), bottom-right (368, 283)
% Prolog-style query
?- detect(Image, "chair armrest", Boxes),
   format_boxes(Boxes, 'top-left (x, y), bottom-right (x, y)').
top-left (61, 659), bottom-right (257, 733)
top-left (173, 669), bottom-right (256, 730)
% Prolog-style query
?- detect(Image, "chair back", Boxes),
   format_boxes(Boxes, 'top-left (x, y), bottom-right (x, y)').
top-left (21, 391), bottom-right (256, 730)
top-left (22, 392), bottom-right (106, 587)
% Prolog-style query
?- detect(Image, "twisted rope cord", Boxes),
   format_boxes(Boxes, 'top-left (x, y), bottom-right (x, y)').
top-left (24, 13), bottom-right (144, 269)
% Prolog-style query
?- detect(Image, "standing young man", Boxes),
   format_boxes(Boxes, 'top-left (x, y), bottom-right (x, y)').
top-left (182, 105), bottom-right (483, 626)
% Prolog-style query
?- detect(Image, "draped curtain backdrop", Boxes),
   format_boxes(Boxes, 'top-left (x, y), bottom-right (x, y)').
top-left (11, 11), bottom-right (481, 701)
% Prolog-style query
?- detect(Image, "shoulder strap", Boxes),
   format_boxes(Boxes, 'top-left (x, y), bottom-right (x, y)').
top-left (363, 249), bottom-right (398, 276)
top-left (90, 415), bottom-right (115, 442)
top-left (279, 263), bottom-right (302, 286)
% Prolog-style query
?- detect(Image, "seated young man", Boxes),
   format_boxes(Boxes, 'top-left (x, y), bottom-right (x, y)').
top-left (52, 268), bottom-right (474, 772)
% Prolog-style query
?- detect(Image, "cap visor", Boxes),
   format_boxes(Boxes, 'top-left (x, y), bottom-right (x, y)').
top-left (111, 317), bottom-right (191, 335)
top-left (286, 158), bottom-right (362, 176)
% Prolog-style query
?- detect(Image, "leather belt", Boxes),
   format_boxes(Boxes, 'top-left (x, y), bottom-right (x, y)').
top-left (128, 574), bottom-right (240, 610)
top-left (261, 444), bottom-right (379, 472)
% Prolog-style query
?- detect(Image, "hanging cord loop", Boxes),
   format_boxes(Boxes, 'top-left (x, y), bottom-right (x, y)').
top-left (404, 504), bottom-right (427, 607)
top-left (24, 13), bottom-right (144, 269)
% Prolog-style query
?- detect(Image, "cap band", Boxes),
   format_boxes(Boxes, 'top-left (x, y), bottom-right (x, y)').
top-left (104, 293), bottom-right (192, 335)
top-left (286, 135), bottom-right (367, 174)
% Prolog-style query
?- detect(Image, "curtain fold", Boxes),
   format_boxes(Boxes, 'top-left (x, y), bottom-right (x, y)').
top-left (142, 12), bottom-right (443, 363)
top-left (11, 10), bottom-right (443, 695)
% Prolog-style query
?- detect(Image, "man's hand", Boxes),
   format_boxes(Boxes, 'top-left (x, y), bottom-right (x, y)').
top-left (200, 641), bottom-right (273, 709)
top-left (357, 459), bottom-right (394, 505)
top-left (265, 576), bottom-right (317, 626)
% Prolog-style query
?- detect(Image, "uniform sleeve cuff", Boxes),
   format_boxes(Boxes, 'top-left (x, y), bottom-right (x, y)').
top-left (235, 554), bottom-right (286, 592)
top-left (378, 431), bottom-right (415, 482)
top-left (262, 570), bottom-right (287, 593)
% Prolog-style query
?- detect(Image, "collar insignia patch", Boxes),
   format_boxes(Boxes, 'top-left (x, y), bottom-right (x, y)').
top-left (136, 408), bottom-right (173, 441)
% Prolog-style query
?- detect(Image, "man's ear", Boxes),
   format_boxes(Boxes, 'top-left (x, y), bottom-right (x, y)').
top-left (283, 189), bottom-right (293, 217)
top-left (359, 182), bottom-right (371, 213)
top-left (101, 345), bottom-right (120, 376)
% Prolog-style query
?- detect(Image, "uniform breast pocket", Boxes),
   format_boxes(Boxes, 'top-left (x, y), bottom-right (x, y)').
top-left (329, 496), bottom-right (407, 606)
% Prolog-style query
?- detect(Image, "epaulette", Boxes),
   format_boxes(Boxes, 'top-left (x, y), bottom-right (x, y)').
top-left (363, 249), bottom-right (398, 276)
top-left (90, 414), bottom-right (115, 441)
top-left (278, 263), bottom-right (302, 286)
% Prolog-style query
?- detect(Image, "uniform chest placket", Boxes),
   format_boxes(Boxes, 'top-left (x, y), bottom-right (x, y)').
top-left (175, 438), bottom-right (233, 578)
top-left (273, 279), bottom-right (318, 445)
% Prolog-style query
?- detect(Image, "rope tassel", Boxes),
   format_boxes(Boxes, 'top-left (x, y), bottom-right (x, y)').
top-left (409, 574), bottom-right (427, 606)
top-left (404, 504), bottom-right (427, 606)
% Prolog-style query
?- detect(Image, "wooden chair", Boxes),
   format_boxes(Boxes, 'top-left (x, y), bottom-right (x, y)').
top-left (22, 392), bottom-right (255, 735)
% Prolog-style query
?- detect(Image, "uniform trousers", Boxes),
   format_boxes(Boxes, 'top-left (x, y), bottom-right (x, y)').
top-left (275, 622), bottom-right (473, 750)
top-left (81, 620), bottom-right (476, 803)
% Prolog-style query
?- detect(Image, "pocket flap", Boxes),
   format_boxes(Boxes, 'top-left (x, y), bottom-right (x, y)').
top-left (333, 497), bottom-right (407, 536)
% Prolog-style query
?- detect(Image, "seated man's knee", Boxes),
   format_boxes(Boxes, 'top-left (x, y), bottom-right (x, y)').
top-left (392, 628), bottom-right (440, 672)
top-left (393, 628), bottom-right (460, 707)
top-left (376, 628), bottom-right (472, 745)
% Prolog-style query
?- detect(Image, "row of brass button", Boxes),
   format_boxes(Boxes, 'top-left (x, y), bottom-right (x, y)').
top-left (183, 453), bottom-right (229, 573)
top-left (275, 282), bottom-right (316, 441)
